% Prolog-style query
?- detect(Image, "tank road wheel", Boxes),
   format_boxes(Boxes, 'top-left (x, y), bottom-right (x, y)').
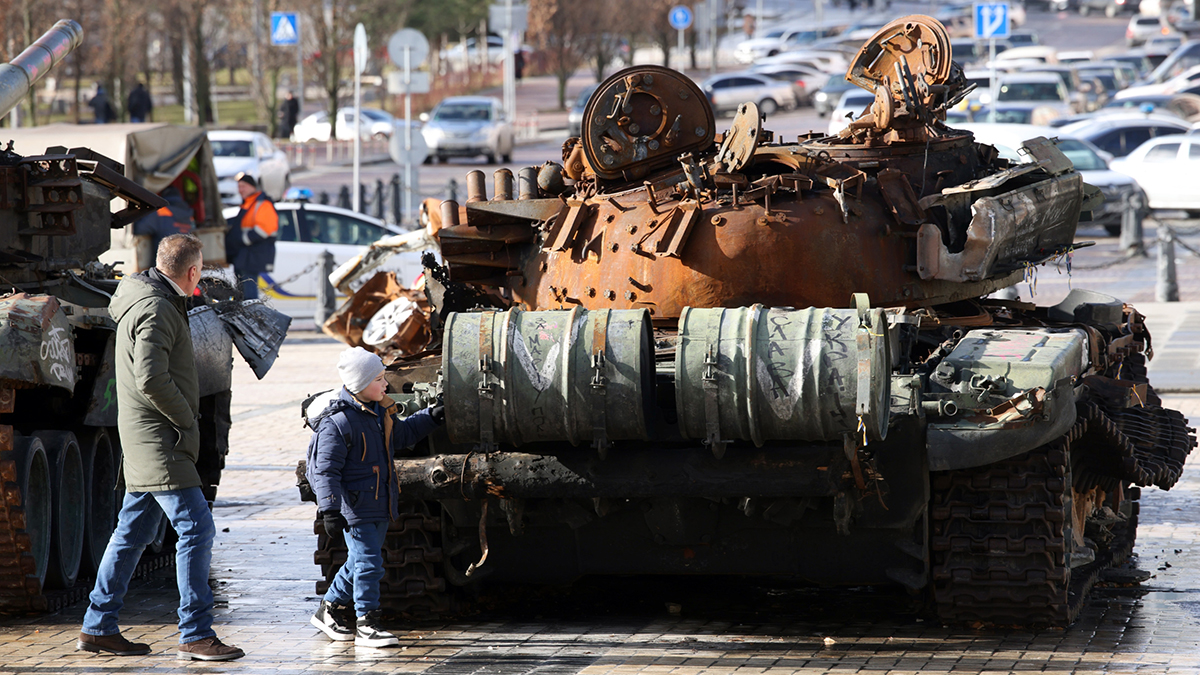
top-left (5, 436), bottom-right (52, 601)
top-left (930, 442), bottom-right (1076, 626)
top-left (77, 428), bottom-right (117, 577)
top-left (34, 431), bottom-right (85, 590)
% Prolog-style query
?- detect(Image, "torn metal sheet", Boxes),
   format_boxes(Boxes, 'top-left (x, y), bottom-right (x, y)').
top-left (216, 300), bottom-right (292, 380)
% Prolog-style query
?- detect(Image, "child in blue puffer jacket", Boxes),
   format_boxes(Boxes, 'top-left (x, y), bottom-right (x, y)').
top-left (306, 347), bottom-right (444, 647)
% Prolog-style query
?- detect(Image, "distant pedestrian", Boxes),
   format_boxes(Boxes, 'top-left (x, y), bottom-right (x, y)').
top-left (279, 90), bottom-right (300, 139)
top-left (306, 347), bottom-right (445, 647)
top-left (225, 172), bottom-right (278, 300)
top-left (89, 86), bottom-right (115, 124)
top-left (78, 234), bottom-right (245, 662)
top-left (514, 50), bottom-right (525, 81)
top-left (127, 81), bottom-right (153, 123)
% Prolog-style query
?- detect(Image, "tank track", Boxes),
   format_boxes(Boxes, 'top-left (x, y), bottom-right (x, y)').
top-left (313, 501), bottom-right (451, 616)
top-left (930, 414), bottom-right (1140, 627)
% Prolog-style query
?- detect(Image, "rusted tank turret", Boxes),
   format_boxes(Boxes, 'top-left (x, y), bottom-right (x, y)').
top-left (305, 16), bottom-right (1195, 627)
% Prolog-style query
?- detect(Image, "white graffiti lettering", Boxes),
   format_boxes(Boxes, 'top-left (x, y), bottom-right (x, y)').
top-left (40, 325), bottom-right (72, 383)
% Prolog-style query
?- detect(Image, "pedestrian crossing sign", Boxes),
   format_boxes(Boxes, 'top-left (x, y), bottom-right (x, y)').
top-left (270, 13), bottom-right (299, 46)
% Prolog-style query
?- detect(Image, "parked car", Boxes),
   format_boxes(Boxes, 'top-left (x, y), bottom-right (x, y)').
top-left (812, 76), bottom-right (857, 117)
top-left (1103, 52), bottom-right (1156, 77)
top-left (420, 96), bottom-right (514, 164)
top-left (1145, 33), bottom-right (1185, 51)
top-left (960, 124), bottom-right (1144, 234)
top-left (1128, 15), bottom-right (1174, 46)
top-left (1118, 62), bottom-right (1200, 97)
top-left (826, 89), bottom-right (875, 135)
top-left (567, 83), bottom-right (599, 137)
top-left (1056, 112), bottom-right (1191, 155)
top-left (959, 102), bottom-right (1067, 124)
top-left (754, 49), bottom-right (850, 74)
top-left (1110, 134), bottom-right (1200, 210)
top-left (749, 63), bottom-right (830, 104)
top-left (291, 107), bottom-right (402, 143)
top-left (1078, 0), bottom-right (1138, 16)
top-left (221, 200), bottom-right (424, 318)
top-left (1102, 91), bottom-right (1200, 120)
top-left (995, 73), bottom-right (1074, 115)
top-left (702, 72), bottom-right (799, 116)
top-left (733, 25), bottom-right (840, 62)
top-left (207, 130), bottom-right (290, 205)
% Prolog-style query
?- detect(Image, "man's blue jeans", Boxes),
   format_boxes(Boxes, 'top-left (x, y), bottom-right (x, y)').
top-left (323, 520), bottom-right (388, 617)
top-left (82, 488), bottom-right (216, 644)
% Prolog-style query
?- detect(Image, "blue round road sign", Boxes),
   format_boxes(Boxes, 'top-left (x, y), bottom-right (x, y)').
top-left (669, 5), bottom-right (693, 30)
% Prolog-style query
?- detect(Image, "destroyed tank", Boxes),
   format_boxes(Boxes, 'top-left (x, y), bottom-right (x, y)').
top-left (308, 16), bottom-right (1196, 626)
top-left (0, 21), bottom-right (290, 614)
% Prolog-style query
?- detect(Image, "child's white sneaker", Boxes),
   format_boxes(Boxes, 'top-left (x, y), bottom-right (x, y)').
top-left (310, 600), bottom-right (355, 642)
top-left (355, 610), bottom-right (400, 648)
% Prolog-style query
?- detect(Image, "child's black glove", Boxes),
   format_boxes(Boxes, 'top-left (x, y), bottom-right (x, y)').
top-left (429, 404), bottom-right (445, 425)
top-left (322, 511), bottom-right (348, 537)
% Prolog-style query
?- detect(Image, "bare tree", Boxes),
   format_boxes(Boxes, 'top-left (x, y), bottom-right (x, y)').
top-left (529, 0), bottom-right (589, 109)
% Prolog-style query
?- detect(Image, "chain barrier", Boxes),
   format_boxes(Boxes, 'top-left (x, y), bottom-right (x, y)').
top-left (258, 259), bottom-right (322, 294)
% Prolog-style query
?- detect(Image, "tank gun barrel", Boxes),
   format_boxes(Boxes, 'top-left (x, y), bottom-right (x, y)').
top-left (0, 19), bottom-right (84, 119)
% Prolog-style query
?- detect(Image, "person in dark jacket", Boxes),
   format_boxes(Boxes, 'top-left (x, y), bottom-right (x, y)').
top-left (279, 91), bottom-right (300, 139)
top-left (306, 347), bottom-right (444, 647)
top-left (79, 234), bottom-right (245, 662)
top-left (89, 86), bottom-right (114, 124)
top-left (226, 173), bottom-right (278, 300)
top-left (127, 81), bottom-right (153, 123)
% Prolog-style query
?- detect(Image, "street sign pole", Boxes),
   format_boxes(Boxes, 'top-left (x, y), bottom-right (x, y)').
top-left (353, 23), bottom-right (367, 213)
top-left (296, 15), bottom-right (303, 102)
top-left (989, 37), bottom-right (997, 123)
top-left (669, 6), bottom-right (693, 69)
top-left (404, 45), bottom-right (412, 225)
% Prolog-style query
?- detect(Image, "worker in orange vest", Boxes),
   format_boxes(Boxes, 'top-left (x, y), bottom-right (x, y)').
top-left (227, 173), bottom-right (278, 300)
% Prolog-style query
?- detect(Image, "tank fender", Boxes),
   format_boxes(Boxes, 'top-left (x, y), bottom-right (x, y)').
top-left (927, 327), bottom-right (1089, 471)
top-left (0, 294), bottom-right (76, 393)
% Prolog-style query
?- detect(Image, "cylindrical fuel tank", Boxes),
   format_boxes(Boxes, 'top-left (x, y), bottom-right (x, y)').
top-left (675, 305), bottom-right (890, 446)
top-left (444, 308), bottom-right (653, 447)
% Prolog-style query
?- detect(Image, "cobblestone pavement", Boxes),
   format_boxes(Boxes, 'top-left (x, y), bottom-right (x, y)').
top-left (2, 286), bottom-right (1199, 673)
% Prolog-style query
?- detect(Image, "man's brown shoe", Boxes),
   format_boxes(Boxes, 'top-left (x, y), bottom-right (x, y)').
top-left (76, 631), bottom-right (151, 656)
top-left (177, 636), bottom-right (245, 661)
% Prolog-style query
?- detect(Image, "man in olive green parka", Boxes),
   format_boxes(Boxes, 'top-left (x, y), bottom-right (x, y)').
top-left (79, 234), bottom-right (244, 662)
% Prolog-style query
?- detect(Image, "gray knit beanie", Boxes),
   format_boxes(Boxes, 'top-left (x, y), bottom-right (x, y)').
top-left (337, 346), bottom-right (385, 394)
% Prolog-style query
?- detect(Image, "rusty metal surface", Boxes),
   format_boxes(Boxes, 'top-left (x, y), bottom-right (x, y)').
top-left (580, 66), bottom-right (716, 184)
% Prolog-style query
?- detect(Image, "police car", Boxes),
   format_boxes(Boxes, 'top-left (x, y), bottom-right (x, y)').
top-left (223, 192), bottom-right (426, 319)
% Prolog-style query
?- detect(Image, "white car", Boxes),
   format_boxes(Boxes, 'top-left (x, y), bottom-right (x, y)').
top-left (1111, 134), bottom-right (1200, 210)
top-left (207, 130), bottom-right (290, 206)
top-left (826, 89), bottom-right (875, 136)
top-left (222, 201), bottom-right (425, 318)
top-left (1127, 15), bottom-right (1173, 47)
top-left (733, 26), bottom-right (838, 63)
top-left (702, 72), bottom-right (799, 116)
top-left (754, 49), bottom-right (850, 74)
top-left (292, 107), bottom-right (401, 143)
top-left (1117, 63), bottom-right (1200, 99)
top-left (995, 73), bottom-right (1074, 116)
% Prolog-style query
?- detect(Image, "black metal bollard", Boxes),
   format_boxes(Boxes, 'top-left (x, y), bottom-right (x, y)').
top-left (447, 178), bottom-right (458, 203)
top-left (390, 174), bottom-right (402, 225)
top-left (319, 190), bottom-right (330, 205)
top-left (374, 179), bottom-right (385, 220)
top-left (314, 249), bottom-right (337, 328)
top-left (337, 185), bottom-right (351, 209)
top-left (1156, 226), bottom-right (1179, 302)
top-left (1120, 189), bottom-right (1146, 255)
top-left (359, 183), bottom-right (369, 214)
